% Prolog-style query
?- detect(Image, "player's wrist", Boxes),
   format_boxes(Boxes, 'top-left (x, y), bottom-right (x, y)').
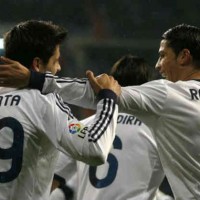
top-left (28, 70), bottom-right (45, 91)
top-left (97, 89), bottom-right (117, 103)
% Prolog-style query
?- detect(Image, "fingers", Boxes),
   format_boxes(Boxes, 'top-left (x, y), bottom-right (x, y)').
top-left (0, 77), bottom-right (14, 86)
top-left (0, 81), bottom-right (10, 87)
top-left (86, 70), bottom-right (102, 94)
top-left (86, 70), bottom-right (121, 96)
top-left (0, 56), bottom-right (17, 64)
top-left (114, 81), bottom-right (121, 96)
top-left (86, 70), bottom-right (94, 80)
top-left (0, 58), bottom-right (30, 88)
top-left (0, 65), bottom-right (11, 71)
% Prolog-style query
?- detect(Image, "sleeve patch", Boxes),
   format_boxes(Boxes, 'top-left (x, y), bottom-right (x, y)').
top-left (68, 123), bottom-right (81, 134)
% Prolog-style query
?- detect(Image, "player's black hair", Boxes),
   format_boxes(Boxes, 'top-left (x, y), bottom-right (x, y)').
top-left (110, 54), bottom-right (152, 86)
top-left (162, 24), bottom-right (200, 67)
top-left (4, 20), bottom-right (67, 68)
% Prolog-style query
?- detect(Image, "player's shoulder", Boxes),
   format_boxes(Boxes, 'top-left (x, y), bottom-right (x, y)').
top-left (13, 88), bottom-right (58, 109)
top-left (142, 79), bottom-right (171, 87)
top-left (21, 88), bottom-right (54, 99)
top-left (176, 79), bottom-right (200, 87)
top-left (123, 79), bottom-right (169, 94)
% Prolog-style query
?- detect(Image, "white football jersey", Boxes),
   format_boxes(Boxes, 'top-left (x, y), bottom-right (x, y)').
top-left (50, 188), bottom-right (66, 200)
top-left (0, 87), bottom-right (118, 200)
top-left (51, 113), bottom-right (164, 200)
top-left (154, 190), bottom-right (174, 200)
top-left (32, 72), bottom-right (200, 200)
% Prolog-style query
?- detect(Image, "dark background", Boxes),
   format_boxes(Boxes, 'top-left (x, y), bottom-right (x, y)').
top-left (0, 0), bottom-right (199, 76)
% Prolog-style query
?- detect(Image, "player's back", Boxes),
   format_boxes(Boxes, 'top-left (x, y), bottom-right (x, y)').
top-left (150, 79), bottom-right (200, 199)
top-left (119, 79), bottom-right (200, 199)
top-left (76, 113), bottom-right (164, 200)
top-left (0, 87), bottom-right (59, 200)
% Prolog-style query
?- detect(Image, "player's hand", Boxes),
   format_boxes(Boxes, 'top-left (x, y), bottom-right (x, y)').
top-left (0, 56), bottom-right (30, 88)
top-left (86, 70), bottom-right (121, 96)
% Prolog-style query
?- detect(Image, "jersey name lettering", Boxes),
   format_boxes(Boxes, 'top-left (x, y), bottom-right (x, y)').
top-left (78, 127), bottom-right (88, 139)
top-left (117, 114), bottom-right (142, 126)
top-left (189, 89), bottom-right (200, 100)
top-left (0, 95), bottom-right (21, 106)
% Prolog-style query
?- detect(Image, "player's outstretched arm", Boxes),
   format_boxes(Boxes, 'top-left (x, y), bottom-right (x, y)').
top-left (0, 56), bottom-right (30, 88)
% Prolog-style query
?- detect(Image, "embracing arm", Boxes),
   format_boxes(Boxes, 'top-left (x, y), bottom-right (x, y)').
top-left (0, 56), bottom-right (30, 88)
top-left (0, 57), bottom-right (119, 109)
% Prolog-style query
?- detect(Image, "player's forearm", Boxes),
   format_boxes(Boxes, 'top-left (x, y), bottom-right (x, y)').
top-left (63, 89), bottom-right (118, 166)
top-left (29, 71), bottom-right (97, 109)
top-left (77, 107), bottom-right (118, 165)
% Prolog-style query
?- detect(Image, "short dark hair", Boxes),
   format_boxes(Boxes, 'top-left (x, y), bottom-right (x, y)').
top-left (4, 20), bottom-right (67, 68)
top-left (110, 54), bottom-right (151, 86)
top-left (162, 24), bottom-right (200, 67)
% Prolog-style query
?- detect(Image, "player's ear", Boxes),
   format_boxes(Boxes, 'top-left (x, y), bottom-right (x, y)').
top-left (32, 57), bottom-right (42, 72)
top-left (177, 49), bottom-right (192, 66)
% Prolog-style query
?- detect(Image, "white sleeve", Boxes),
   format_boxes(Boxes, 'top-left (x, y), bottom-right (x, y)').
top-left (50, 188), bottom-right (66, 200)
top-left (118, 80), bottom-right (168, 120)
top-left (43, 73), bottom-right (97, 109)
top-left (42, 90), bottom-right (118, 166)
top-left (30, 72), bottom-right (168, 116)
top-left (154, 190), bottom-right (174, 200)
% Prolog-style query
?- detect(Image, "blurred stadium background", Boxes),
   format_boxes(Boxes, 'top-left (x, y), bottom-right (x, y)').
top-left (0, 0), bottom-right (199, 118)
